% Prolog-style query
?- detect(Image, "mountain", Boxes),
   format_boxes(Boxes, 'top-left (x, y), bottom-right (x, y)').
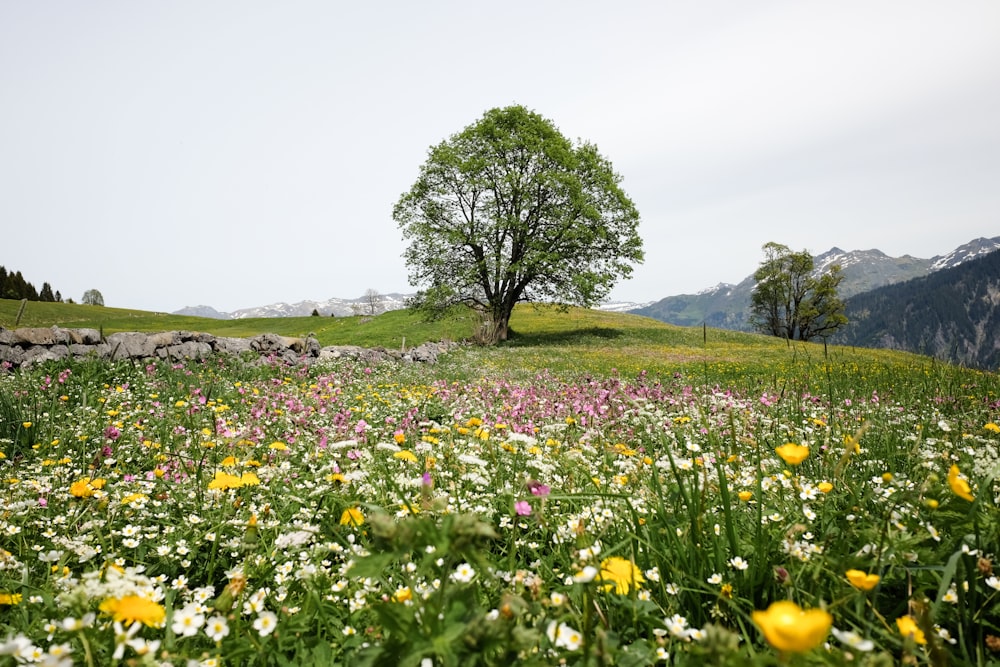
top-left (837, 247), bottom-right (1000, 370)
top-left (175, 293), bottom-right (412, 319)
top-left (174, 305), bottom-right (231, 319)
top-left (633, 237), bottom-right (1000, 330)
top-left (595, 300), bottom-right (655, 313)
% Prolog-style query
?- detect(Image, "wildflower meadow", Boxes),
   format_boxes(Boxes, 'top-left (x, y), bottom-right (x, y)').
top-left (0, 338), bottom-right (998, 666)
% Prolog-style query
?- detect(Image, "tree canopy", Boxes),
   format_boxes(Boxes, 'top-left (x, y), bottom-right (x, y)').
top-left (749, 242), bottom-right (847, 341)
top-left (81, 289), bottom-right (105, 306)
top-left (394, 105), bottom-right (643, 343)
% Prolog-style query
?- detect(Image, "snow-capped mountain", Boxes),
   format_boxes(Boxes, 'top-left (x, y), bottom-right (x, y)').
top-left (929, 236), bottom-right (1000, 271)
top-left (174, 293), bottom-right (412, 319)
top-left (633, 236), bottom-right (1000, 330)
top-left (594, 300), bottom-right (655, 313)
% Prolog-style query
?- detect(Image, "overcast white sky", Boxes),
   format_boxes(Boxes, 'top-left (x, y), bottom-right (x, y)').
top-left (2, 2), bottom-right (999, 313)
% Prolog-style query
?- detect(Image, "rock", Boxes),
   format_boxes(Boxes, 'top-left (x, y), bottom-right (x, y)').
top-left (0, 345), bottom-right (25, 366)
top-left (69, 344), bottom-right (98, 359)
top-left (67, 328), bottom-right (102, 345)
top-left (106, 332), bottom-right (156, 359)
top-left (213, 337), bottom-right (253, 355)
top-left (13, 328), bottom-right (57, 346)
top-left (164, 341), bottom-right (213, 361)
top-left (0, 326), bottom-right (455, 369)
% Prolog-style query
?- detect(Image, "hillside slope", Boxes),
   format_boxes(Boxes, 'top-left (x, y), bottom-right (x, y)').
top-left (837, 249), bottom-right (1000, 369)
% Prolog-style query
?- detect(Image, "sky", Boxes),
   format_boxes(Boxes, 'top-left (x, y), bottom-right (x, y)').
top-left (2, 1), bottom-right (999, 314)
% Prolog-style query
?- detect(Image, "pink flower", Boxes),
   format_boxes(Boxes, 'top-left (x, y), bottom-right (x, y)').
top-left (527, 480), bottom-right (550, 497)
top-left (514, 501), bottom-right (532, 516)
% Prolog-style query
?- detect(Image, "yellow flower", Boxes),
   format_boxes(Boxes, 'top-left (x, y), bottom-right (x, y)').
top-left (845, 569), bottom-right (880, 591)
top-left (22, 422), bottom-right (32, 428)
top-left (269, 441), bottom-right (288, 451)
top-left (775, 443), bottom-right (809, 465)
top-left (220, 456), bottom-right (239, 467)
top-left (70, 479), bottom-right (96, 498)
top-left (207, 471), bottom-right (243, 490)
top-left (598, 556), bottom-right (644, 594)
top-left (393, 432), bottom-right (406, 444)
top-left (752, 600), bottom-right (832, 653)
top-left (948, 465), bottom-right (974, 502)
top-left (99, 595), bottom-right (166, 627)
top-left (340, 507), bottom-right (364, 526)
top-left (818, 481), bottom-right (834, 493)
top-left (393, 450), bottom-right (418, 463)
top-left (239, 471), bottom-right (261, 487)
top-left (738, 491), bottom-right (753, 502)
top-left (984, 422), bottom-right (1000, 434)
top-left (896, 615), bottom-right (926, 645)
top-left (0, 592), bottom-right (22, 606)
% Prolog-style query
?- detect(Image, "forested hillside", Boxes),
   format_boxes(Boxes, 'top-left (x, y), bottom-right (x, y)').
top-left (837, 249), bottom-right (1000, 369)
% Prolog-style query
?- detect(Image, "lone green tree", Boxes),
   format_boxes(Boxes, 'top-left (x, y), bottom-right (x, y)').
top-left (394, 105), bottom-right (643, 344)
top-left (81, 289), bottom-right (105, 306)
top-left (749, 242), bottom-right (847, 341)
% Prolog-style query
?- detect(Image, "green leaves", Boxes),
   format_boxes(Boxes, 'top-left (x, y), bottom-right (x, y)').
top-left (749, 242), bottom-right (847, 341)
top-left (395, 105), bottom-right (642, 343)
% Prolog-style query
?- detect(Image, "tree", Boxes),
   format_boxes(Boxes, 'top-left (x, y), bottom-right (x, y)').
top-left (81, 289), bottom-right (105, 306)
top-left (363, 289), bottom-right (382, 316)
top-left (394, 105), bottom-right (643, 344)
top-left (39, 282), bottom-right (55, 302)
top-left (749, 242), bottom-right (847, 341)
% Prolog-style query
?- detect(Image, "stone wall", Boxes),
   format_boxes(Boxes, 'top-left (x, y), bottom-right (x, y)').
top-left (0, 327), bottom-right (456, 369)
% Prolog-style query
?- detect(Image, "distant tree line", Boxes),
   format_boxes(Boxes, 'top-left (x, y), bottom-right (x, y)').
top-left (0, 265), bottom-right (62, 303)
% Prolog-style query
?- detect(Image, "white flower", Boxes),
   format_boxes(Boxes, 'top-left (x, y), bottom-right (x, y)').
top-left (253, 611), bottom-right (278, 637)
top-left (204, 615), bottom-right (230, 642)
top-left (126, 636), bottom-right (160, 657)
top-left (0, 634), bottom-right (36, 659)
top-left (831, 627), bottom-right (875, 652)
top-left (986, 576), bottom-right (1000, 592)
top-left (112, 622), bottom-right (141, 661)
top-left (550, 591), bottom-right (566, 606)
top-left (707, 573), bottom-right (723, 585)
top-left (546, 621), bottom-right (582, 650)
top-left (665, 613), bottom-right (690, 639)
top-left (171, 603), bottom-right (205, 637)
top-left (729, 557), bottom-right (749, 571)
top-left (450, 563), bottom-right (475, 583)
top-left (573, 566), bottom-right (598, 583)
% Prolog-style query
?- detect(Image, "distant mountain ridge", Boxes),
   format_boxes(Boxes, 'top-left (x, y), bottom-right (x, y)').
top-left (632, 236), bottom-right (1000, 330)
top-left (174, 294), bottom-right (412, 319)
top-left (837, 246), bottom-right (1000, 370)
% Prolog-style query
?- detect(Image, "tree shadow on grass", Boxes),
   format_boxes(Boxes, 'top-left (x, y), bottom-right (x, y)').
top-left (504, 326), bottom-right (624, 347)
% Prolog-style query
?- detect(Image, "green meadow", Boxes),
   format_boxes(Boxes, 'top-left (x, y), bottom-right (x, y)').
top-left (0, 298), bottom-right (998, 666)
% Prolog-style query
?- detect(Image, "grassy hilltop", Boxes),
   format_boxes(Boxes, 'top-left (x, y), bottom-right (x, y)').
top-left (0, 297), bottom-right (943, 384)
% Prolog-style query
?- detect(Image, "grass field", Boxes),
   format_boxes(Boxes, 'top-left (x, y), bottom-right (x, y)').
top-left (1, 298), bottom-right (997, 666)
